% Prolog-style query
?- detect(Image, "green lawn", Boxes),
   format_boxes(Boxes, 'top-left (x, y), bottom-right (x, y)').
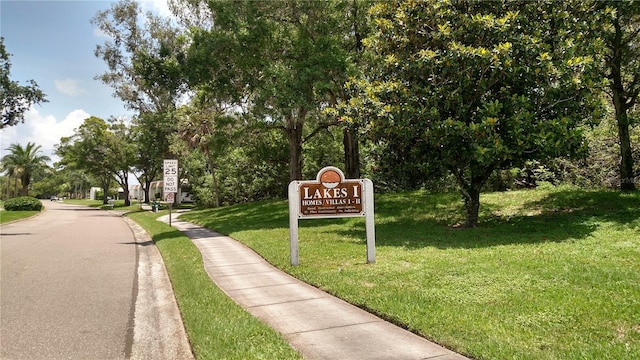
top-left (127, 211), bottom-right (303, 360)
top-left (178, 186), bottom-right (640, 360)
top-left (0, 209), bottom-right (40, 224)
top-left (63, 199), bottom-right (104, 207)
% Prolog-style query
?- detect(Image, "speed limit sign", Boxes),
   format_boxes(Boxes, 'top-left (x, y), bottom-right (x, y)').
top-left (166, 192), bottom-right (175, 202)
top-left (163, 159), bottom-right (178, 193)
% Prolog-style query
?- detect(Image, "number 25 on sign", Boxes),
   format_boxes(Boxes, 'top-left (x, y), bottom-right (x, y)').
top-left (163, 159), bottom-right (178, 193)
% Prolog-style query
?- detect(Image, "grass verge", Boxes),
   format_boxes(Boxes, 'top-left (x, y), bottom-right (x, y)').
top-left (127, 211), bottom-right (302, 360)
top-left (179, 186), bottom-right (640, 360)
top-left (0, 210), bottom-right (39, 224)
top-left (63, 199), bottom-right (104, 207)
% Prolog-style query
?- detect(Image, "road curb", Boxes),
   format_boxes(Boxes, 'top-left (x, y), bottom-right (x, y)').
top-left (122, 217), bottom-right (195, 360)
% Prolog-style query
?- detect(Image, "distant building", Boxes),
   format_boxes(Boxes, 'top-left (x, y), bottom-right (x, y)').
top-left (130, 184), bottom-right (144, 200)
top-left (89, 187), bottom-right (102, 200)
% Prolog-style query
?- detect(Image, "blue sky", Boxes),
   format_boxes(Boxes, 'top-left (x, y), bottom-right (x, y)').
top-left (0, 0), bottom-right (170, 166)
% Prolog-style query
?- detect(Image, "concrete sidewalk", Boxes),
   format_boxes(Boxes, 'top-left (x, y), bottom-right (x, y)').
top-left (158, 214), bottom-right (470, 360)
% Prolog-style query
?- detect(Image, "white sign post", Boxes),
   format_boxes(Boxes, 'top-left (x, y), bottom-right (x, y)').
top-left (163, 159), bottom-right (178, 226)
top-left (288, 166), bottom-right (375, 266)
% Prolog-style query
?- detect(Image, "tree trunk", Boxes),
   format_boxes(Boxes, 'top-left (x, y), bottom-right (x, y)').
top-left (455, 167), bottom-right (494, 228)
top-left (123, 189), bottom-right (131, 206)
top-left (610, 17), bottom-right (636, 191)
top-left (616, 110), bottom-right (636, 191)
top-left (343, 127), bottom-right (360, 179)
top-left (462, 186), bottom-right (481, 228)
top-left (102, 185), bottom-right (109, 204)
top-left (211, 168), bottom-right (220, 207)
top-left (206, 151), bottom-right (220, 207)
top-left (123, 179), bottom-right (131, 206)
top-left (286, 113), bottom-right (304, 181)
top-left (20, 175), bottom-right (29, 196)
top-left (144, 179), bottom-right (152, 204)
top-left (101, 176), bottom-right (110, 204)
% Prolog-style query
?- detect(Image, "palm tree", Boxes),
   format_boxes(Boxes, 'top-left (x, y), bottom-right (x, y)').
top-left (1, 142), bottom-right (51, 196)
top-left (1, 161), bottom-right (21, 198)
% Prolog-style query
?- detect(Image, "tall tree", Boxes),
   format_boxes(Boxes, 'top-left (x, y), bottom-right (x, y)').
top-left (56, 117), bottom-right (114, 204)
top-left (63, 169), bottom-right (92, 199)
top-left (0, 37), bottom-right (47, 129)
top-left (173, 95), bottom-right (236, 207)
top-left (131, 112), bottom-right (171, 203)
top-left (335, 0), bottom-right (374, 179)
top-left (28, 167), bottom-right (65, 199)
top-left (92, 0), bottom-right (184, 195)
top-left (182, 0), bottom-right (354, 181)
top-left (597, 1), bottom-right (640, 191)
top-left (107, 118), bottom-right (136, 206)
top-left (348, 0), bottom-right (603, 227)
top-left (2, 150), bottom-right (22, 198)
top-left (92, 0), bottom-right (186, 114)
top-left (1, 142), bottom-right (51, 196)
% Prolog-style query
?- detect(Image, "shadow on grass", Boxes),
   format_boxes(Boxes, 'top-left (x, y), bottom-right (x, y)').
top-left (151, 228), bottom-right (189, 245)
top-left (524, 189), bottom-right (640, 225)
top-left (181, 200), bottom-right (290, 234)
top-left (336, 189), bottom-right (639, 249)
top-left (180, 189), bottom-right (640, 250)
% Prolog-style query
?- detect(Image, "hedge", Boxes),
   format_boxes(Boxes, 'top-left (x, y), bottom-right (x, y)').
top-left (3, 197), bottom-right (43, 211)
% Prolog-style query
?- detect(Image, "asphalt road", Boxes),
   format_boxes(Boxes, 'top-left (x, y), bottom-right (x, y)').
top-left (0, 201), bottom-right (192, 360)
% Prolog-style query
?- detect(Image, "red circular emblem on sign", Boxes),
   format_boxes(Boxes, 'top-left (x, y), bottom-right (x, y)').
top-left (320, 169), bottom-right (341, 189)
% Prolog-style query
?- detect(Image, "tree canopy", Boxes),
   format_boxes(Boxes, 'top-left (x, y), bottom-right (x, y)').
top-left (343, 0), bottom-right (604, 227)
top-left (56, 116), bottom-right (118, 204)
top-left (1, 142), bottom-right (51, 196)
top-left (182, 0), bottom-right (362, 181)
top-left (0, 37), bottom-right (47, 129)
top-left (92, 0), bottom-right (187, 202)
top-left (596, 0), bottom-right (640, 190)
top-left (30, 0), bottom-right (632, 224)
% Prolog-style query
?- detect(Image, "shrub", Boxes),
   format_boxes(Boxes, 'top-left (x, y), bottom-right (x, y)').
top-left (4, 197), bottom-right (43, 211)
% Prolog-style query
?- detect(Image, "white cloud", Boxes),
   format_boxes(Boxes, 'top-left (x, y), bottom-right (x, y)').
top-left (0, 108), bottom-right (89, 165)
top-left (55, 78), bottom-right (85, 96)
top-left (29, 108), bottom-right (89, 154)
top-left (140, 0), bottom-right (171, 17)
top-left (93, 26), bottom-right (109, 39)
top-left (92, 0), bottom-right (174, 39)
top-left (0, 124), bottom-right (19, 155)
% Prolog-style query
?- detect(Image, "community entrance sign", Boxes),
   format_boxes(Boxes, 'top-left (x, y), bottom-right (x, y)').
top-left (288, 166), bottom-right (375, 265)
